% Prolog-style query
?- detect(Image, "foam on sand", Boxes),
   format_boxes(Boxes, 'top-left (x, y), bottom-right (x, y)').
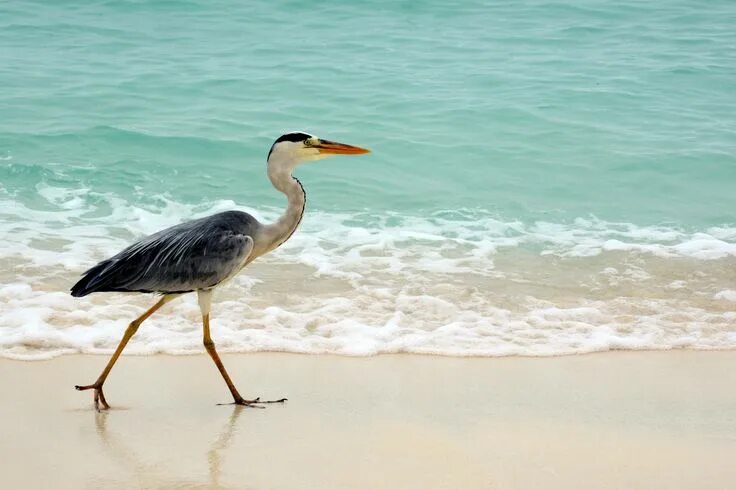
top-left (1, 186), bottom-right (735, 359)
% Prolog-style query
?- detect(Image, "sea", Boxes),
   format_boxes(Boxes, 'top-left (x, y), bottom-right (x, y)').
top-left (1, 0), bottom-right (735, 359)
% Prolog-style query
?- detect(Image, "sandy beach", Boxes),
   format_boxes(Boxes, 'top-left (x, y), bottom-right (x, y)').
top-left (0, 351), bottom-right (734, 489)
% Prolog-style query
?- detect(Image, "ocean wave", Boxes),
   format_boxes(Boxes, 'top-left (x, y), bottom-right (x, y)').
top-left (1, 279), bottom-right (735, 361)
top-left (4, 184), bottom-right (736, 270)
top-left (1, 185), bottom-right (735, 359)
top-left (0, 125), bottom-right (249, 154)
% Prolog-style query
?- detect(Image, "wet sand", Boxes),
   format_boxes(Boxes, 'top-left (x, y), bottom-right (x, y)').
top-left (1, 352), bottom-right (734, 489)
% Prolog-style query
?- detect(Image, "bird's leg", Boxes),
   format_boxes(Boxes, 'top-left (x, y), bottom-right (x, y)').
top-left (75, 296), bottom-right (171, 411)
top-left (201, 313), bottom-right (287, 407)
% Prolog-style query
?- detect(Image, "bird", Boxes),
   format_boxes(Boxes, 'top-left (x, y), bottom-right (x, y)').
top-left (71, 132), bottom-right (370, 410)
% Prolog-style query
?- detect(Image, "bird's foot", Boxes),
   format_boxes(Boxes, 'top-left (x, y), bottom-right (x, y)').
top-left (217, 396), bottom-right (288, 408)
top-left (75, 382), bottom-right (111, 412)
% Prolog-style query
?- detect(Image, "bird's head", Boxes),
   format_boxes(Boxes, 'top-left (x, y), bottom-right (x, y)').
top-left (267, 132), bottom-right (370, 169)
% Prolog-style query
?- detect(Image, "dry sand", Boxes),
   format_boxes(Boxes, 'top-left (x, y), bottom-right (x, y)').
top-left (1, 352), bottom-right (734, 489)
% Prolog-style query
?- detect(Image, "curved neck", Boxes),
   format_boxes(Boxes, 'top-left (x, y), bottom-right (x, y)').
top-left (261, 164), bottom-right (306, 251)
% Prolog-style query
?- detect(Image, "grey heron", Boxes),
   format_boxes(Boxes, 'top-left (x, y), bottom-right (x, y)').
top-left (71, 132), bottom-right (370, 410)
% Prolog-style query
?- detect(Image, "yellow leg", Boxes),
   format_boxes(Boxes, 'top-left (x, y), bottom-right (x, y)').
top-left (202, 313), bottom-right (287, 407)
top-left (76, 296), bottom-right (171, 410)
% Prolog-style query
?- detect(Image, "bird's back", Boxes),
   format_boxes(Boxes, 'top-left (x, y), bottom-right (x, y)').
top-left (71, 211), bottom-right (260, 296)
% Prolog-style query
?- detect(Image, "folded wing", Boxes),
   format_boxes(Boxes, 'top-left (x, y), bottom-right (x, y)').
top-left (71, 211), bottom-right (259, 296)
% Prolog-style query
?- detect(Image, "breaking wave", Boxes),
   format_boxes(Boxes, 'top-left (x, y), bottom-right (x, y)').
top-left (1, 184), bottom-right (735, 359)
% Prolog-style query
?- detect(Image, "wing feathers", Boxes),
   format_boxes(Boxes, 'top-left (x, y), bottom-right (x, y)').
top-left (71, 211), bottom-right (258, 296)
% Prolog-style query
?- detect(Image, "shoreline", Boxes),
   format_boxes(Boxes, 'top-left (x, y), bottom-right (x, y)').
top-left (4, 345), bottom-right (736, 362)
top-left (4, 242), bottom-right (736, 360)
top-left (1, 351), bottom-right (735, 489)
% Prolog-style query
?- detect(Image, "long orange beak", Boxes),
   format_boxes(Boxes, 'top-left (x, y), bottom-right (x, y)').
top-left (315, 139), bottom-right (371, 155)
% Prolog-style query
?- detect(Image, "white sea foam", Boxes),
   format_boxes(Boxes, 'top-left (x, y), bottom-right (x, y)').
top-left (714, 290), bottom-right (736, 302)
top-left (1, 185), bottom-right (735, 359)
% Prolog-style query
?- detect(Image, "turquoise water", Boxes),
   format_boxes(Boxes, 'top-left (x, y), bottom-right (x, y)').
top-left (3, 0), bottom-right (735, 224)
top-left (1, 0), bottom-right (735, 358)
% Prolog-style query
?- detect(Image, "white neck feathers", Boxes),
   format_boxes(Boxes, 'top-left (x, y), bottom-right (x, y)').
top-left (259, 158), bottom-right (307, 252)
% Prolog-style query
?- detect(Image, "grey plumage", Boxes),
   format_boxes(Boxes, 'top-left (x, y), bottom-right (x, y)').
top-left (71, 210), bottom-right (259, 297)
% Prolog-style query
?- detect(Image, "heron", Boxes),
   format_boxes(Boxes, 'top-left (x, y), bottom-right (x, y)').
top-left (71, 132), bottom-right (370, 410)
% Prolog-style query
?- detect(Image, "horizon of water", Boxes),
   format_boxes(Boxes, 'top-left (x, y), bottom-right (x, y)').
top-left (1, 0), bottom-right (735, 359)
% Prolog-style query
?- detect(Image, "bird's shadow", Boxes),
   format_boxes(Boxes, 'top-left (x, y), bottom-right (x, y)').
top-left (93, 407), bottom-right (253, 489)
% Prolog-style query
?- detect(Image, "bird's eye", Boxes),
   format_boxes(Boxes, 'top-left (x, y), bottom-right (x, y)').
top-left (304, 139), bottom-right (313, 147)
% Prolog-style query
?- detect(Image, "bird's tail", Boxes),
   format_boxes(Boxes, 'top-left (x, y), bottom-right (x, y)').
top-left (70, 259), bottom-right (115, 297)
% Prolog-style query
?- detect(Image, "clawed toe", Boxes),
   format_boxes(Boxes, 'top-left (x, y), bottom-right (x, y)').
top-left (217, 400), bottom-right (264, 408)
top-left (75, 383), bottom-right (111, 411)
top-left (217, 396), bottom-right (288, 408)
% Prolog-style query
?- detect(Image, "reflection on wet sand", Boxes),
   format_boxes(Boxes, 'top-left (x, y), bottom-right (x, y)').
top-left (93, 407), bottom-right (249, 489)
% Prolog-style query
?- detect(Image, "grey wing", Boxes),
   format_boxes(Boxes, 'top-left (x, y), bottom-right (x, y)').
top-left (71, 211), bottom-right (258, 296)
